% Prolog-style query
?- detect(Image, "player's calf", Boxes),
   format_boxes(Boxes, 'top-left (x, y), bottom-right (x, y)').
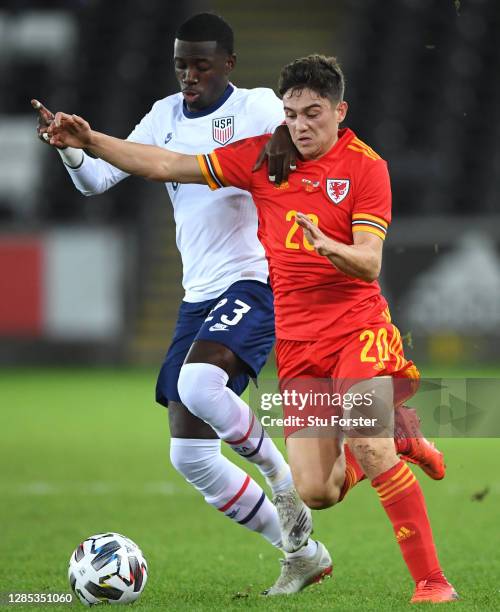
top-left (285, 433), bottom-right (346, 510)
top-left (347, 437), bottom-right (399, 480)
top-left (345, 377), bottom-right (399, 479)
top-left (170, 437), bottom-right (282, 548)
top-left (178, 362), bottom-right (293, 494)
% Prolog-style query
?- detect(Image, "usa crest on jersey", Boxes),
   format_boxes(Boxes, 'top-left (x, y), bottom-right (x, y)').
top-left (326, 178), bottom-right (350, 204)
top-left (212, 116), bottom-right (234, 145)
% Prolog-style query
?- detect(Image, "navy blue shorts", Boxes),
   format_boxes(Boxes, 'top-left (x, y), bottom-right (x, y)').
top-left (156, 280), bottom-right (275, 406)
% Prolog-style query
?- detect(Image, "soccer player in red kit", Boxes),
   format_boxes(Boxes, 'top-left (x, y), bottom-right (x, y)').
top-left (47, 55), bottom-right (457, 603)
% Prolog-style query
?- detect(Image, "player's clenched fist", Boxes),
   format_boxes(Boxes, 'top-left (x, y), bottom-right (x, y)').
top-left (47, 113), bottom-right (93, 149)
top-left (295, 212), bottom-right (333, 257)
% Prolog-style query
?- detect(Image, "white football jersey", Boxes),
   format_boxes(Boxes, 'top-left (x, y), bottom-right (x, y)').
top-left (64, 85), bottom-right (285, 302)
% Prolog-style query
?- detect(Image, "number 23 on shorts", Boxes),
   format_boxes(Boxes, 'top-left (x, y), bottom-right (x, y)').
top-left (205, 298), bottom-right (252, 326)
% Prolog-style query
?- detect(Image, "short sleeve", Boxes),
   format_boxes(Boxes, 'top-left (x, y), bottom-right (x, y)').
top-left (261, 91), bottom-right (286, 134)
top-left (242, 88), bottom-right (285, 135)
top-left (126, 106), bottom-right (155, 145)
top-left (196, 134), bottom-right (270, 192)
top-left (351, 159), bottom-right (392, 241)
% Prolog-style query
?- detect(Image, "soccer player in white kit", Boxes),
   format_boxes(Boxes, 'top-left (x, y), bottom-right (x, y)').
top-left (33, 13), bottom-right (332, 594)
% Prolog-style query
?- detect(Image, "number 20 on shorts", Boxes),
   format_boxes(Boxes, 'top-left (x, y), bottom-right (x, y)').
top-left (360, 327), bottom-right (390, 363)
top-left (359, 325), bottom-right (404, 369)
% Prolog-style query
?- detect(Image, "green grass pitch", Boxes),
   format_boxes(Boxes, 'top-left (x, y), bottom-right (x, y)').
top-left (1, 367), bottom-right (499, 611)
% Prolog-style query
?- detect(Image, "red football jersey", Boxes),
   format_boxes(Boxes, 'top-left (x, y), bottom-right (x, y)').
top-left (197, 128), bottom-right (392, 341)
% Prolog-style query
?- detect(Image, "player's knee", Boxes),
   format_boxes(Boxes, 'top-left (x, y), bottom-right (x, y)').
top-left (177, 362), bottom-right (228, 420)
top-left (177, 364), bottom-right (204, 411)
top-left (169, 438), bottom-right (220, 485)
top-left (295, 480), bottom-right (338, 510)
top-left (169, 440), bottom-right (194, 477)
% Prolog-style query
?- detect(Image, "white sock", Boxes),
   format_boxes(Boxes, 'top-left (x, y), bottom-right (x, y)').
top-left (170, 438), bottom-right (282, 548)
top-left (178, 363), bottom-right (293, 495)
top-left (286, 539), bottom-right (318, 560)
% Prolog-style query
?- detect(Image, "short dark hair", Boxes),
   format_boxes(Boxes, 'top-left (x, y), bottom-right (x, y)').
top-left (176, 13), bottom-right (234, 55)
top-left (278, 55), bottom-right (345, 102)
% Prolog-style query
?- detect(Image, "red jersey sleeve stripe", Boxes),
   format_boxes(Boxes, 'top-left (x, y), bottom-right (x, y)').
top-left (352, 220), bottom-right (387, 234)
top-left (352, 137), bottom-right (382, 160)
top-left (202, 153), bottom-right (227, 189)
top-left (208, 152), bottom-right (231, 187)
top-left (352, 212), bottom-right (388, 228)
top-left (347, 144), bottom-right (379, 161)
top-left (196, 154), bottom-right (219, 190)
top-left (352, 224), bottom-right (386, 240)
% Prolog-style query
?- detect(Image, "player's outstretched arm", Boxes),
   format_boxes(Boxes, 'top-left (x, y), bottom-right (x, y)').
top-left (252, 124), bottom-right (298, 185)
top-left (47, 112), bottom-right (204, 184)
top-left (296, 212), bottom-right (383, 282)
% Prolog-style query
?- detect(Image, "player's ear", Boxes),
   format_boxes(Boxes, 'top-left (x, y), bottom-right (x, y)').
top-left (225, 53), bottom-right (236, 74)
top-left (336, 100), bottom-right (348, 123)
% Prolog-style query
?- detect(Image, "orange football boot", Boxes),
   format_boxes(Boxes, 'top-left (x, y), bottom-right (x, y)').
top-left (394, 406), bottom-right (446, 480)
top-left (411, 575), bottom-right (459, 603)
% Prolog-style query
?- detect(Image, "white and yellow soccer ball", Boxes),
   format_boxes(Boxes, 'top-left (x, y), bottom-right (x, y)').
top-left (68, 533), bottom-right (148, 606)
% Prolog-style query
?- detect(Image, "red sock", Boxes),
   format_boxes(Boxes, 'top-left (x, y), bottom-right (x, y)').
top-left (338, 444), bottom-right (366, 502)
top-left (372, 460), bottom-right (443, 583)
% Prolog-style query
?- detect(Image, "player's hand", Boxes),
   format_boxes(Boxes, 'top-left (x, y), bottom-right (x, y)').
top-left (252, 124), bottom-right (299, 185)
top-left (31, 98), bottom-right (66, 148)
top-left (46, 112), bottom-right (93, 149)
top-left (296, 212), bottom-right (333, 257)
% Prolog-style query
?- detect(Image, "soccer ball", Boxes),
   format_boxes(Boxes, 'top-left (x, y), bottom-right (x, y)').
top-left (68, 532), bottom-right (148, 606)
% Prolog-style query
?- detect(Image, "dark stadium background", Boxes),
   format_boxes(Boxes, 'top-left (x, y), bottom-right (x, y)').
top-left (1, 0), bottom-right (499, 367)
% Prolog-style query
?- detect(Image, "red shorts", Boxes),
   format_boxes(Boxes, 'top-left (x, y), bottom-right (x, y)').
top-left (275, 310), bottom-right (419, 438)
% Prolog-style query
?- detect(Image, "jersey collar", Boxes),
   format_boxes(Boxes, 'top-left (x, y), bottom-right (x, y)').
top-left (182, 83), bottom-right (234, 119)
top-left (295, 128), bottom-right (355, 168)
top-left (326, 127), bottom-right (354, 158)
